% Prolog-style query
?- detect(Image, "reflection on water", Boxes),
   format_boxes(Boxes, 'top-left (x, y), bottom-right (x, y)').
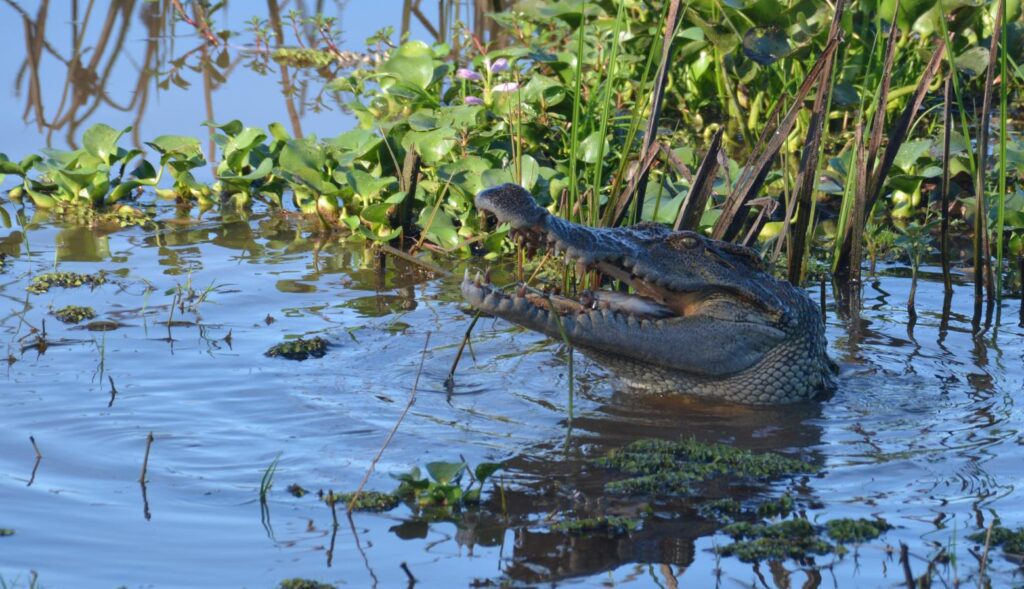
top-left (1, 200), bottom-right (1022, 587)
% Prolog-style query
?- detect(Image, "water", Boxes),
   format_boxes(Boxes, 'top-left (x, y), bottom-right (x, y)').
top-left (1, 2), bottom-right (1023, 588)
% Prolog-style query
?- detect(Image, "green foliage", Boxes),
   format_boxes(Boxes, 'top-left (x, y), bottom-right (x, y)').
top-left (968, 525), bottom-right (1024, 555)
top-left (596, 437), bottom-right (817, 497)
top-left (825, 517), bottom-right (893, 543)
top-left (720, 518), bottom-right (835, 562)
top-left (277, 579), bottom-right (337, 589)
top-left (53, 305), bottom-right (97, 324)
top-left (264, 337), bottom-right (329, 361)
top-left (326, 491), bottom-right (401, 512)
top-left (551, 515), bottom-right (640, 537)
top-left (27, 271), bottom-right (106, 294)
top-left (392, 460), bottom-right (504, 508)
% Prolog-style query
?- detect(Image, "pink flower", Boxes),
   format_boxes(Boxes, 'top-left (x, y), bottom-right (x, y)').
top-left (456, 68), bottom-right (482, 81)
top-left (491, 82), bottom-right (519, 93)
top-left (489, 58), bottom-right (510, 73)
top-left (464, 96), bottom-right (484, 105)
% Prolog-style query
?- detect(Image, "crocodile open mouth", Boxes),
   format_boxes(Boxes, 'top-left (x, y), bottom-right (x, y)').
top-left (461, 224), bottom-right (713, 326)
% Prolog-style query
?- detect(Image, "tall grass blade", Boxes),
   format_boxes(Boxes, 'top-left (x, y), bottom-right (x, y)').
top-left (940, 75), bottom-right (953, 294)
top-left (631, 0), bottom-right (683, 223)
top-left (610, 142), bottom-right (661, 227)
top-left (996, 0), bottom-right (1009, 306)
top-left (848, 120), bottom-right (869, 288)
top-left (974, 0), bottom-right (1003, 320)
top-left (786, 0), bottom-right (845, 285)
top-left (711, 34), bottom-right (841, 242)
top-left (674, 128), bottom-right (723, 231)
top-left (565, 0), bottom-right (588, 222)
top-left (836, 38), bottom-right (946, 274)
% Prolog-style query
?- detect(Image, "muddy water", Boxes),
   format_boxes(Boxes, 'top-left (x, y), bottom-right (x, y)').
top-left (1, 203), bottom-right (1022, 588)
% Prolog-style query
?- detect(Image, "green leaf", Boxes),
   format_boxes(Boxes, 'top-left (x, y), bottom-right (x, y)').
top-left (577, 132), bottom-right (610, 164)
top-left (279, 139), bottom-right (331, 193)
top-left (425, 461), bottom-right (465, 485)
top-left (405, 128), bottom-right (457, 164)
top-left (83, 123), bottom-right (130, 163)
top-left (381, 41), bottom-right (435, 90)
top-left (742, 27), bottom-right (790, 66)
top-left (474, 462), bottom-right (503, 482)
top-left (203, 119), bottom-right (244, 137)
top-left (147, 135), bottom-right (202, 157)
top-left (329, 128), bottom-right (383, 157)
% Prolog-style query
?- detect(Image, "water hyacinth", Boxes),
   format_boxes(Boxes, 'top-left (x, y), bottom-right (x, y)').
top-left (464, 96), bottom-right (484, 105)
top-left (456, 67), bottom-right (482, 81)
top-left (491, 82), bottom-right (519, 93)
top-left (488, 57), bottom-right (509, 73)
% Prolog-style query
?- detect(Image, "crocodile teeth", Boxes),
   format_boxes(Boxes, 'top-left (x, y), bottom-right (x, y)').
top-left (483, 268), bottom-right (492, 284)
top-left (474, 271), bottom-right (483, 287)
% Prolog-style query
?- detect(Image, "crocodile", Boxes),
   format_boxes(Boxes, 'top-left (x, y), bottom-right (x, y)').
top-left (461, 183), bottom-right (837, 404)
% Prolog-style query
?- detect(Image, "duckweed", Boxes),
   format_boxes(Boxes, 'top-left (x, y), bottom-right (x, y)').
top-left (825, 518), bottom-right (893, 543)
top-left (720, 519), bottom-right (834, 562)
top-left (596, 437), bottom-right (817, 497)
top-left (54, 305), bottom-right (97, 324)
top-left (551, 515), bottom-right (640, 537)
top-left (27, 271), bottom-right (106, 294)
top-left (265, 336), bottom-right (329, 360)
top-left (968, 525), bottom-right (1024, 555)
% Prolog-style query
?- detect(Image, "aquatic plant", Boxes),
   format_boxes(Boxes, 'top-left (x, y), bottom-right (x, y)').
top-left (550, 515), bottom-right (640, 538)
top-left (597, 437), bottom-right (817, 497)
top-left (264, 336), bottom-right (329, 360)
top-left (969, 525), bottom-right (1024, 555)
top-left (27, 272), bottom-right (106, 294)
top-left (825, 517), bottom-right (893, 544)
top-left (277, 579), bottom-right (337, 589)
top-left (53, 306), bottom-right (97, 324)
top-left (325, 490), bottom-right (400, 512)
top-left (719, 518), bottom-right (834, 562)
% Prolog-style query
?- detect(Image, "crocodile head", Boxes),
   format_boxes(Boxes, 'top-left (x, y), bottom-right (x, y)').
top-left (462, 183), bottom-right (836, 404)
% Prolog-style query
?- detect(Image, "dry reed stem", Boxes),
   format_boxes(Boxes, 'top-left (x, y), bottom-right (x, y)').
top-left (674, 129), bottom-right (723, 231)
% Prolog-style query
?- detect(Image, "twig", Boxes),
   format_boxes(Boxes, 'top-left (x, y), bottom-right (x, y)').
top-left (445, 312), bottom-right (481, 390)
top-left (347, 333), bottom-right (431, 513)
top-left (978, 521), bottom-right (995, 583)
top-left (170, 0), bottom-right (219, 46)
top-left (376, 243), bottom-right (451, 277)
top-left (400, 561), bottom-right (417, 586)
top-left (29, 435), bottom-right (42, 458)
top-left (139, 431), bottom-right (154, 483)
top-left (108, 375), bottom-right (118, 408)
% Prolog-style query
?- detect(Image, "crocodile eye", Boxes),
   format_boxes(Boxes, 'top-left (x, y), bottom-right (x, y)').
top-left (681, 235), bottom-right (698, 248)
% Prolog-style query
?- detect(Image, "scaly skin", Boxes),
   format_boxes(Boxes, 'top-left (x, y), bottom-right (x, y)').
top-left (462, 183), bottom-right (837, 405)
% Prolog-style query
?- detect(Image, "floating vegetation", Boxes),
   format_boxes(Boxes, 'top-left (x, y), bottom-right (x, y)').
top-left (550, 515), bottom-right (640, 538)
top-left (825, 518), bottom-right (893, 544)
top-left (264, 337), bottom-right (329, 361)
top-left (0, 253), bottom-right (6, 271)
top-left (85, 320), bottom-right (120, 332)
top-left (969, 525), bottom-right (1024, 556)
top-left (50, 201), bottom-right (151, 229)
top-left (286, 484), bottom-right (308, 498)
top-left (326, 491), bottom-right (400, 512)
top-left (756, 494), bottom-right (796, 518)
top-left (277, 579), bottom-right (337, 589)
top-left (53, 305), bottom-right (97, 324)
top-left (27, 271), bottom-right (106, 294)
top-left (0, 529), bottom-right (13, 537)
top-left (718, 516), bottom-right (896, 562)
top-left (596, 438), bottom-right (817, 497)
top-left (719, 519), bottom-right (834, 562)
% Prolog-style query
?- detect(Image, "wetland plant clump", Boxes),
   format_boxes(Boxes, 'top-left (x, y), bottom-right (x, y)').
top-left (277, 579), bottom-right (337, 589)
top-left (596, 438), bottom-right (817, 497)
top-left (969, 525), bottom-right (1024, 556)
top-left (326, 490), bottom-right (401, 512)
top-left (719, 516), bottom-right (895, 562)
top-left (264, 336), bottom-right (329, 360)
top-left (719, 518), bottom-right (834, 562)
top-left (53, 305), bottom-right (97, 324)
top-left (825, 517), bottom-right (893, 544)
top-left (0, 528), bottom-right (13, 537)
top-left (27, 271), bottom-right (106, 294)
top-left (550, 515), bottom-right (640, 538)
